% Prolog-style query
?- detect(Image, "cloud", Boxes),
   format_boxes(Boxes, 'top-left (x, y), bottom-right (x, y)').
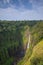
top-left (0, 0), bottom-right (43, 10)
top-left (3, 0), bottom-right (10, 4)
top-left (29, 0), bottom-right (43, 8)
top-left (6, 0), bottom-right (10, 3)
top-left (4, 0), bottom-right (10, 3)
top-left (29, 0), bottom-right (43, 5)
top-left (0, 0), bottom-right (43, 20)
top-left (0, 6), bottom-right (43, 20)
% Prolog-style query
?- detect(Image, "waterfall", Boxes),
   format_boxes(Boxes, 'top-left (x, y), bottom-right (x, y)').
top-left (27, 34), bottom-right (30, 48)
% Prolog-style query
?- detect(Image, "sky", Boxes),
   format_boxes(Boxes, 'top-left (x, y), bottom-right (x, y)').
top-left (0, 0), bottom-right (43, 20)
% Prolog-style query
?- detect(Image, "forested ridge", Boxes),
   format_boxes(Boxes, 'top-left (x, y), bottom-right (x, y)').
top-left (0, 20), bottom-right (43, 65)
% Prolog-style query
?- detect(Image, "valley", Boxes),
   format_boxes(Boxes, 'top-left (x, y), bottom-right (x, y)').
top-left (0, 20), bottom-right (43, 65)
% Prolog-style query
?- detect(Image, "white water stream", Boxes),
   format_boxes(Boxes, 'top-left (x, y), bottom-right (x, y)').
top-left (27, 34), bottom-right (31, 48)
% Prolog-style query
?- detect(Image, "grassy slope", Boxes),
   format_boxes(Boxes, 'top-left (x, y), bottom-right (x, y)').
top-left (18, 40), bottom-right (43, 65)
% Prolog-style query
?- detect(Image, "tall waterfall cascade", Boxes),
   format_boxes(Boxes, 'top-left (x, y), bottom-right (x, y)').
top-left (27, 34), bottom-right (31, 48)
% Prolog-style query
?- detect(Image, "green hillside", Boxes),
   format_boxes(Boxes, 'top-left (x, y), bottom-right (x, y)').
top-left (17, 40), bottom-right (43, 65)
top-left (23, 40), bottom-right (43, 65)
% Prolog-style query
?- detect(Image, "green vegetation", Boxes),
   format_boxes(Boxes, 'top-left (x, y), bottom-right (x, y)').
top-left (17, 21), bottom-right (43, 65)
top-left (23, 40), bottom-right (43, 65)
top-left (0, 20), bottom-right (43, 65)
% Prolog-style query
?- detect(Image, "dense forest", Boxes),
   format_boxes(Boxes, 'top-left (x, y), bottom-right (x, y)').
top-left (0, 20), bottom-right (43, 65)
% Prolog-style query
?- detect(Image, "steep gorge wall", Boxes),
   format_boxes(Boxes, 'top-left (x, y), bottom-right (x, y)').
top-left (0, 22), bottom-right (30, 65)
